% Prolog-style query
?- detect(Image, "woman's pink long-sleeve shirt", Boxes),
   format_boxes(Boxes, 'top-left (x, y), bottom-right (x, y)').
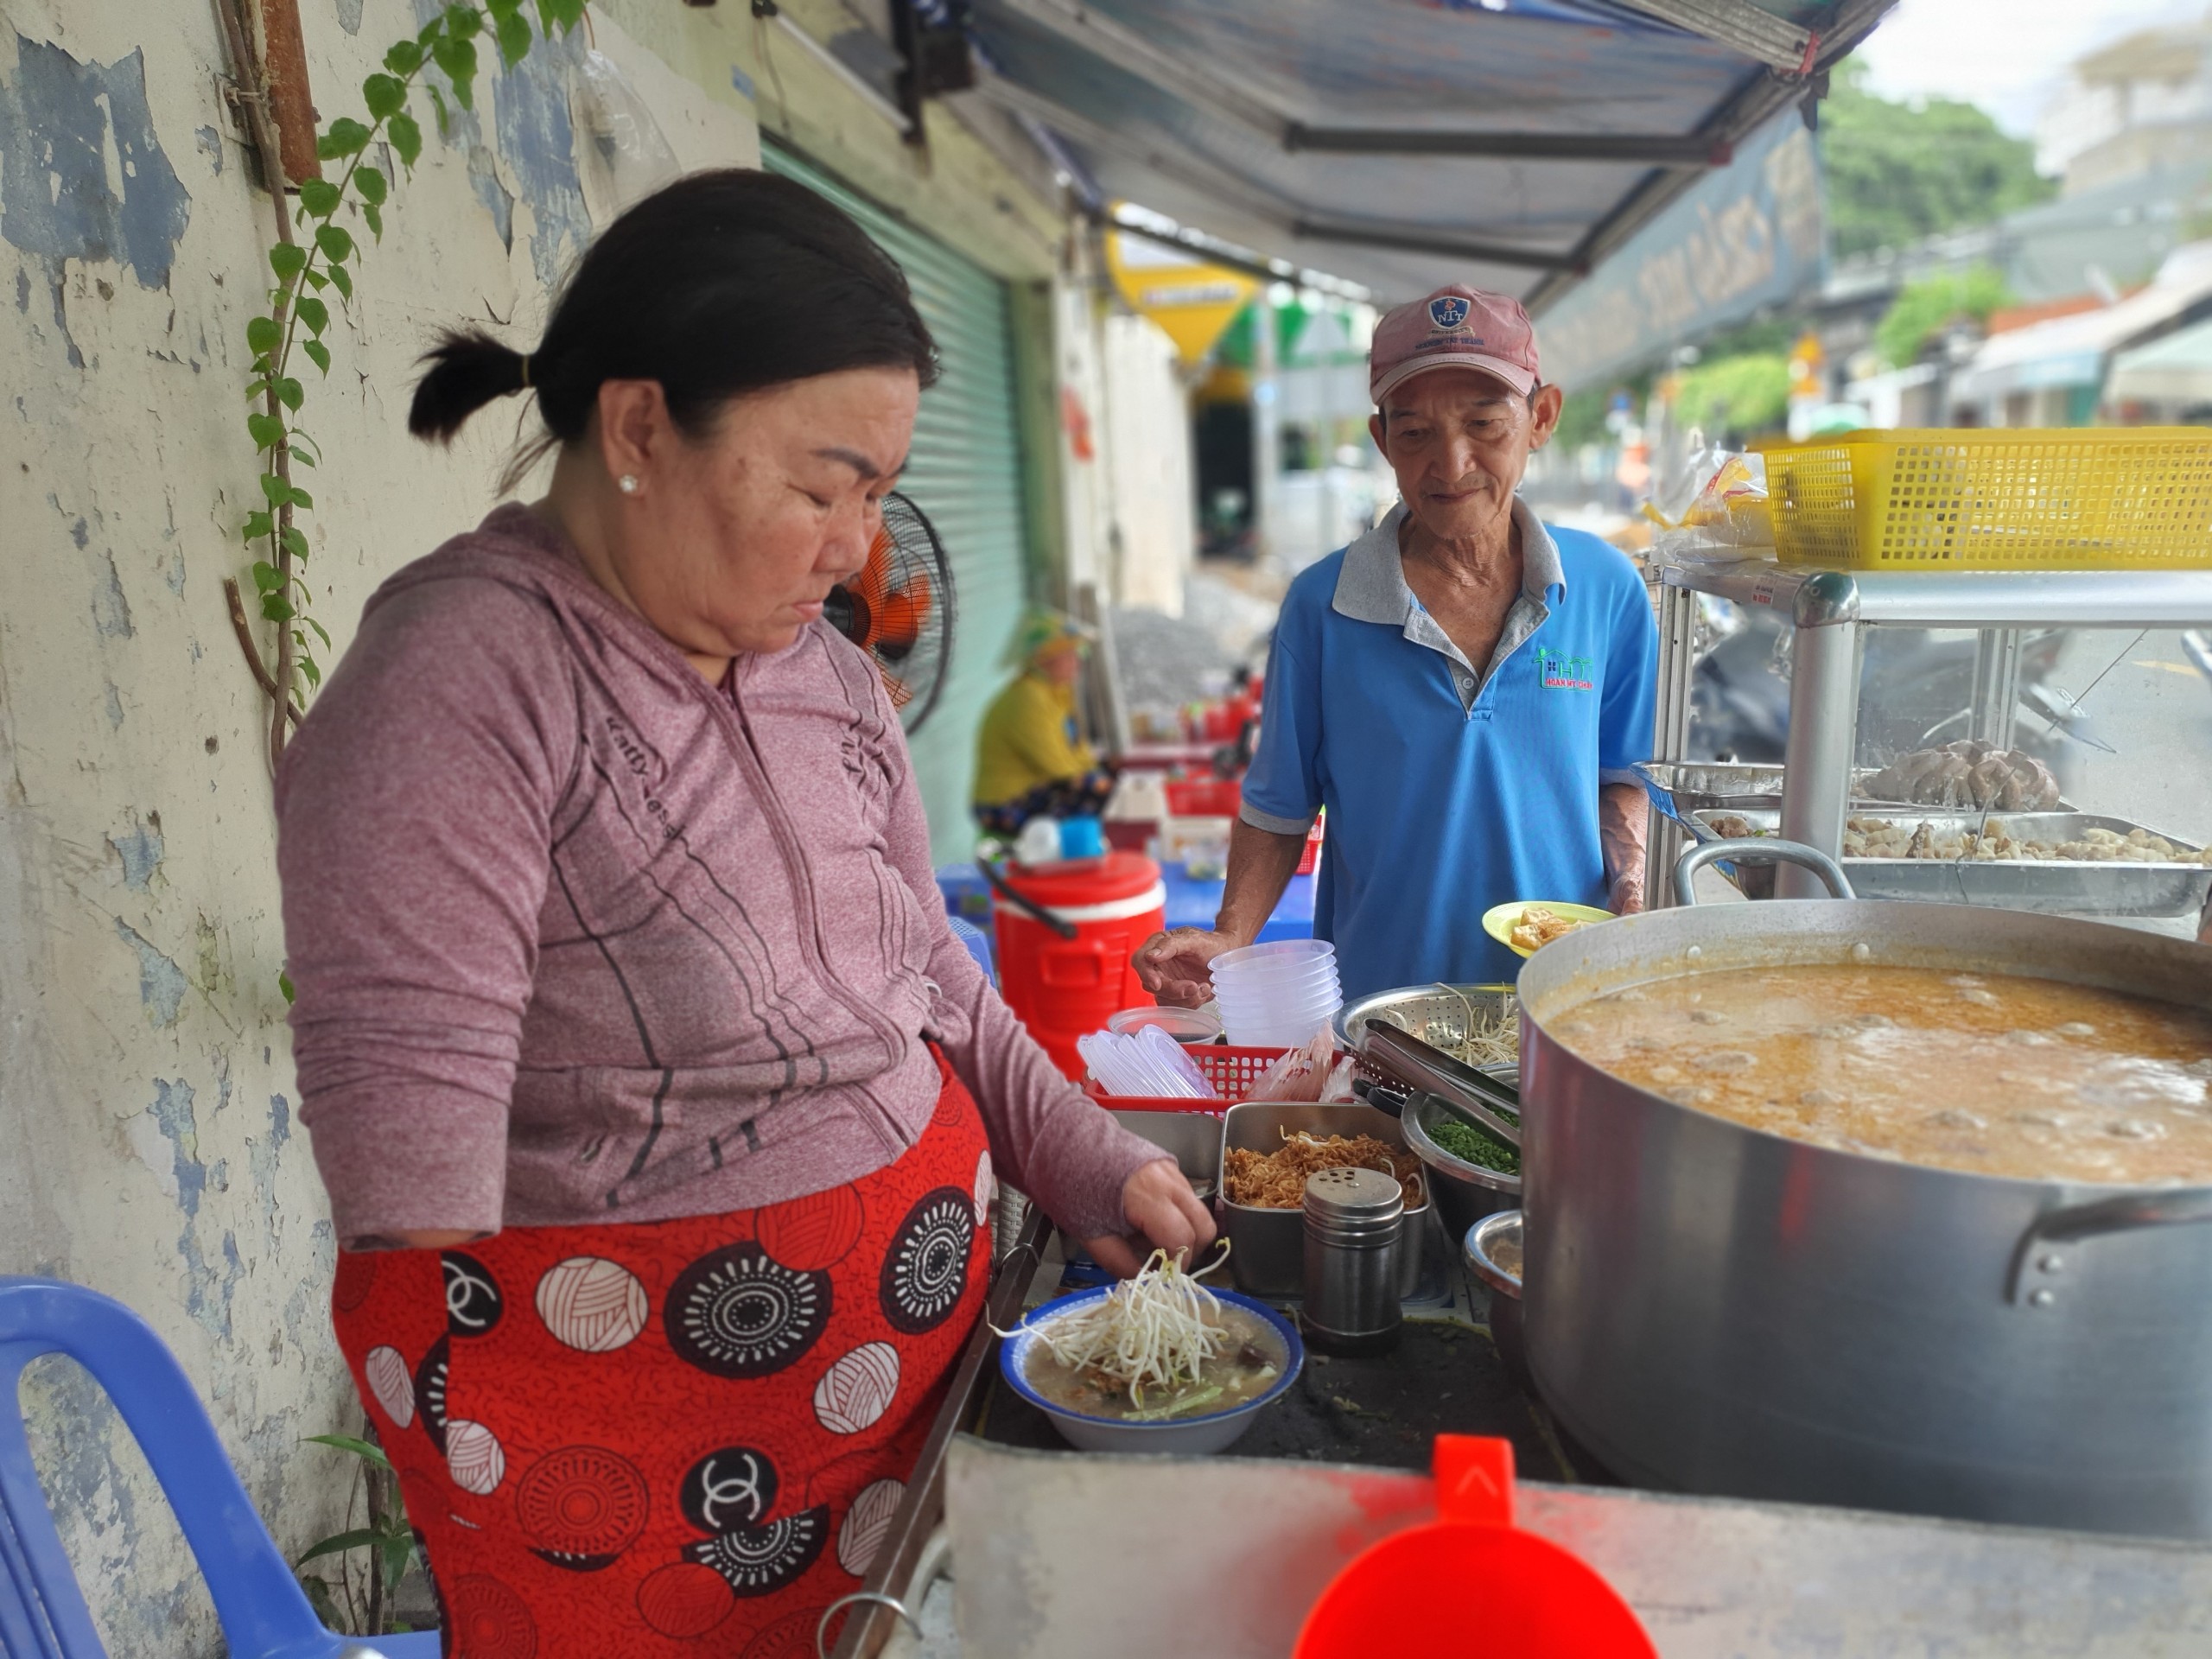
top-left (276, 505), bottom-right (1163, 1247)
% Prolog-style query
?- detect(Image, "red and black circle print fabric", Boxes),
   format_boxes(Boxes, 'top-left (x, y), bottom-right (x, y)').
top-left (332, 1057), bottom-right (996, 1657)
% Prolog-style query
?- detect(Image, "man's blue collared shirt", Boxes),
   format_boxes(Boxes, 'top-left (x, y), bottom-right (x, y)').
top-left (1240, 498), bottom-right (1659, 996)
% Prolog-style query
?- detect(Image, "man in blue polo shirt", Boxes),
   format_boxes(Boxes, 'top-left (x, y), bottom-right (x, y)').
top-left (1137, 283), bottom-right (1657, 1001)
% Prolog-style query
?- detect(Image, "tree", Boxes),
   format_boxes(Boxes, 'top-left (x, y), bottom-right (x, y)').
top-left (1669, 353), bottom-right (1791, 442)
top-left (1874, 266), bottom-right (2014, 369)
top-left (1821, 59), bottom-right (2055, 260)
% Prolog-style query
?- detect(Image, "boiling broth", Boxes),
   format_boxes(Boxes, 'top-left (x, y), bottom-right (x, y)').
top-left (1553, 964), bottom-right (2212, 1184)
top-left (1022, 1304), bottom-right (1286, 1421)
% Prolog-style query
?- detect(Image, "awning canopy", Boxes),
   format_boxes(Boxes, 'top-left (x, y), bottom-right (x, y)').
top-left (2108, 316), bottom-right (2212, 406)
top-left (963, 0), bottom-right (1894, 315)
top-left (1955, 241), bottom-right (2212, 404)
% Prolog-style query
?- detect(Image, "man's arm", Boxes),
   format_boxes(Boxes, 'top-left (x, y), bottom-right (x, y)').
top-left (1134, 817), bottom-right (1308, 1008)
top-left (1600, 780), bottom-right (1647, 913)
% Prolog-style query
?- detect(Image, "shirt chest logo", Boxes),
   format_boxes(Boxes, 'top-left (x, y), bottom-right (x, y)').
top-left (1535, 645), bottom-right (1594, 690)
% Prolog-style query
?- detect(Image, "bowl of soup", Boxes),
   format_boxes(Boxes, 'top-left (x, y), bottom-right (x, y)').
top-left (997, 1287), bottom-right (1303, 1455)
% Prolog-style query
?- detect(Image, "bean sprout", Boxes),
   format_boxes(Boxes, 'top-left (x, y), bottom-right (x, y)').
top-left (1454, 1004), bottom-right (1520, 1070)
top-left (999, 1241), bottom-right (1234, 1408)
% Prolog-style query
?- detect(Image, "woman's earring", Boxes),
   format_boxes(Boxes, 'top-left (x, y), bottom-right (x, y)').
top-left (618, 474), bottom-right (640, 495)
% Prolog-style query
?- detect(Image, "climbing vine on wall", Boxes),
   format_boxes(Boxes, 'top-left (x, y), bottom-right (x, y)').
top-left (227, 0), bottom-right (587, 769)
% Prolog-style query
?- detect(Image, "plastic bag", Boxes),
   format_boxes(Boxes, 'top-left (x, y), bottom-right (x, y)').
top-left (1248, 1029), bottom-right (1338, 1103)
top-left (1648, 449), bottom-right (1776, 569)
top-left (571, 50), bottom-right (683, 226)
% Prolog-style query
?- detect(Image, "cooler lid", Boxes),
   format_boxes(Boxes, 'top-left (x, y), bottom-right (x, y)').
top-left (1001, 850), bottom-right (1161, 908)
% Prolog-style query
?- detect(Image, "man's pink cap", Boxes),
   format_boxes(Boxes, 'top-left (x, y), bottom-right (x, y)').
top-left (1369, 284), bottom-right (1540, 405)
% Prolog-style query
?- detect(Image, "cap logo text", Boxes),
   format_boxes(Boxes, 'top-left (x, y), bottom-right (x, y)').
top-left (1427, 295), bottom-right (1470, 329)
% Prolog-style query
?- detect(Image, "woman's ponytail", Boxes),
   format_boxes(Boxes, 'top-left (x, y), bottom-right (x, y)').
top-left (407, 329), bottom-right (532, 442)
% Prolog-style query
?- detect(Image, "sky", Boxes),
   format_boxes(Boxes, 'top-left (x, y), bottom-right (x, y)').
top-left (1853, 0), bottom-right (2207, 138)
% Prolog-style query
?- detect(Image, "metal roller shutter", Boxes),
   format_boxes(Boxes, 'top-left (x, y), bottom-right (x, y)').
top-left (766, 143), bottom-right (1030, 861)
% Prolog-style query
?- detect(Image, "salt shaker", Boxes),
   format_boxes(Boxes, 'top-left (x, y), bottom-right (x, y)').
top-left (1301, 1166), bottom-right (1404, 1356)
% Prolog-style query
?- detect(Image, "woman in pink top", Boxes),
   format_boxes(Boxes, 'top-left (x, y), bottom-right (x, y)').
top-left (276, 170), bottom-right (1210, 1655)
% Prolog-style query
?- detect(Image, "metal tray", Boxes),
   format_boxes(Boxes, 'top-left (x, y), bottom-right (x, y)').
top-left (1217, 1102), bottom-right (1427, 1300)
top-left (1688, 807), bottom-right (2212, 918)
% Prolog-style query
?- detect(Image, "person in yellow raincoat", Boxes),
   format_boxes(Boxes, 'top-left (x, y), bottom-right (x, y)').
top-left (973, 610), bottom-right (1115, 837)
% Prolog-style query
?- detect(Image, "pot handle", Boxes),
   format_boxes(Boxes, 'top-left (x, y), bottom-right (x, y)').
top-left (2007, 1190), bottom-right (2212, 1307)
top-left (1674, 837), bottom-right (1857, 905)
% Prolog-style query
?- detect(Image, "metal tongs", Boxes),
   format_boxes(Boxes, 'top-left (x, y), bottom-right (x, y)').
top-left (1355, 1023), bottom-right (1522, 1151)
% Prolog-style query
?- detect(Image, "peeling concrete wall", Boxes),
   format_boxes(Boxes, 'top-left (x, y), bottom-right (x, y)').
top-left (0, 2), bottom-right (1077, 1650)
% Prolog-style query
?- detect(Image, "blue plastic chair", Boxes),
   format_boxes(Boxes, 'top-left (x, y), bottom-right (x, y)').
top-left (948, 913), bottom-right (996, 983)
top-left (0, 1276), bottom-right (438, 1658)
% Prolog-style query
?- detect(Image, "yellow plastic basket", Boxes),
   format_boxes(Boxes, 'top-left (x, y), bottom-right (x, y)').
top-left (1761, 427), bottom-right (2212, 570)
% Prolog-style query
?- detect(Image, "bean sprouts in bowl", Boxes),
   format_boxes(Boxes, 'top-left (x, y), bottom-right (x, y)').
top-left (996, 1250), bottom-right (1305, 1455)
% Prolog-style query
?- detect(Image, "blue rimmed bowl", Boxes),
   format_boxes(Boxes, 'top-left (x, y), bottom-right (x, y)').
top-left (996, 1287), bottom-right (1304, 1454)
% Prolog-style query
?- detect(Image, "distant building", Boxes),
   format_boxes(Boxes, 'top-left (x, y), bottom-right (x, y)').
top-left (2037, 14), bottom-right (2212, 196)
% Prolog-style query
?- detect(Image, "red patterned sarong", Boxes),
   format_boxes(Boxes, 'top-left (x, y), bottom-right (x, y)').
top-left (332, 1052), bottom-right (994, 1656)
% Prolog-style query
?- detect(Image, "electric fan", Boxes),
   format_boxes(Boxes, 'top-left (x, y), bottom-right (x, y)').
top-left (824, 491), bottom-right (956, 734)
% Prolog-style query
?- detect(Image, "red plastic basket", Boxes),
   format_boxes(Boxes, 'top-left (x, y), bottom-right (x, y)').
top-left (1082, 1044), bottom-right (1288, 1112)
top-left (1164, 777), bottom-right (1243, 817)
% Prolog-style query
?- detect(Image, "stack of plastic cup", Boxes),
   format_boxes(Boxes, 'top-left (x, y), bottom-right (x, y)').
top-left (1210, 939), bottom-right (1343, 1048)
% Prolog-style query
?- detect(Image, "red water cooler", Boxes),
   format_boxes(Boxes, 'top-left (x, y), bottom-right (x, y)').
top-left (990, 852), bottom-right (1166, 1079)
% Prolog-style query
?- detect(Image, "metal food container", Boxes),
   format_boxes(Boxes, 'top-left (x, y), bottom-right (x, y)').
top-left (1401, 1091), bottom-right (1519, 1237)
top-left (1111, 1109), bottom-right (1223, 1204)
top-left (1687, 805), bottom-right (2212, 917)
top-left (1217, 1102), bottom-right (1427, 1300)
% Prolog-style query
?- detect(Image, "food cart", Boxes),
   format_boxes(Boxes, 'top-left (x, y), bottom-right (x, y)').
top-left (1640, 561), bottom-right (2212, 916)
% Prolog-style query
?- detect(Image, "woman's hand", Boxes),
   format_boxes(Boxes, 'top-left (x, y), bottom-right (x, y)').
top-left (1134, 926), bottom-right (1242, 1008)
top-left (1082, 1158), bottom-right (1217, 1278)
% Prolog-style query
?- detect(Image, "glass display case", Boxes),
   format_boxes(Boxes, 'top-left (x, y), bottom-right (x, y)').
top-left (1642, 562), bottom-right (2212, 938)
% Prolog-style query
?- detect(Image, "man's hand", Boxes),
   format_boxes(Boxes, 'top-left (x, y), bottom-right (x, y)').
top-left (1083, 1157), bottom-right (1218, 1277)
top-left (1133, 926), bottom-right (1243, 1008)
top-left (1609, 868), bottom-right (1646, 916)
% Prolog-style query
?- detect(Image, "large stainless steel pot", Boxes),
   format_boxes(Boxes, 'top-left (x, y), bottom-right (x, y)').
top-left (1517, 838), bottom-right (2212, 1541)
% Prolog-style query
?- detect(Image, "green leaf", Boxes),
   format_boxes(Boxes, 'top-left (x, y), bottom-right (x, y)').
top-left (298, 654), bottom-right (324, 690)
top-left (269, 242), bottom-right (308, 280)
top-left (539, 0), bottom-right (587, 29)
top-left (275, 377), bottom-right (305, 412)
top-left (242, 510), bottom-right (275, 543)
top-left (251, 560), bottom-right (283, 592)
top-left (390, 111), bottom-right (423, 170)
top-left (495, 9), bottom-right (531, 67)
top-left (289, 444), bottom-right (316, 467)
top-left (305, 1433), bottom-right (393, 1470)
top-left (246, 315), bottom-right (281, 356)
top-left (247, 412), bottom-right (286, 451)
top-left (429, 85), bottom-right (451, 137)
top-left (432, 35), bottom-right (478, 109)
top-left (297, 179), bottom-right (341, 219)
top-left (302, 269), bottom-right (328, 291)
top-left (262, 595), bottom-right (297, 622)
top-left (362, 72), bottom-right (408, 121)
top-left (315, 224), bottom-right (355, 264)
top-left (258, 472), bottom-right (290, 506)
top-left (362, 201), bottom-right (384, 242)
top-left (303, 339), bottom-right (332, 375)
top-left (296, 1528), bottom-right (384, 1568)
top-left (288, 483), bottom-right (315, 511)
top-left (328, 263), bottom-right (353, 302)
top-left (316, 117), bottom-right (373, 161)
top-left (353, 164), bottom-right (387, 207)
top-left (445, 4), bottom-right (484, 41)
top-left (280, 525), bottom-right (311, 560)
top-left (379, 1529), bottom-right (411, 1595)
top-left (308, 617), bottom-right (333, 649)
top-left (385, 38), bottom-right (425, 76)
top-left (295, 296), bottom-right (329, 336)
top-left (487, 0), bottom-right (522, 18)
top-left (299, 1573), bottom-right (337, 1625)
